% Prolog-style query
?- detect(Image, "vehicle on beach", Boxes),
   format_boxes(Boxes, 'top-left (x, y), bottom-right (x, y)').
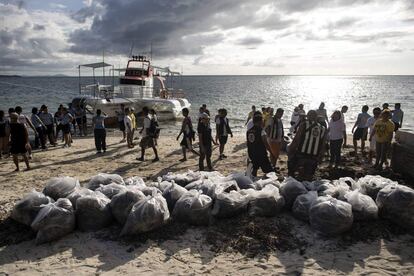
top-left (71, 55), bottom-right (191, 125)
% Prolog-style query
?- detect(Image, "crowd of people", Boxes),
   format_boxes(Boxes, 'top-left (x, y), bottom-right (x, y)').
top-left (244, 102), bottom-right (404, 180)
top-left (0, 100), bottom-right (405, 179)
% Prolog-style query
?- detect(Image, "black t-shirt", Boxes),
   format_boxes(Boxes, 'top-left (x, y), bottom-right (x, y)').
top-left (247, 125), bottom-right (267, 162)
top-left (197, 123), bottom-right (212, 147)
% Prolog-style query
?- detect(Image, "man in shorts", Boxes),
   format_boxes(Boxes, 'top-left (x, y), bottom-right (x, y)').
top-left (352, 105), bottom-right (371, 156)
top-left (137, 107), bottom-right (159, 162)
top-left (177, 108), bottom-right (199, 162)
top-left (215, 108), bottom-right (233, 160)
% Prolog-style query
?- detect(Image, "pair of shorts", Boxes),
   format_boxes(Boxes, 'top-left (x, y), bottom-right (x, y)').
top-left (180, 137), bottom-right (192, 150)
top-left (353, 128), bottom-right (368, 141)
top-left (76, 118), bottom-right (83, 126)
top-left (393, 122), bottom-right (400, 131)
top-left (218, 135), bottom-right (228, 145)
top-left (140, 136), bottom-right (154, 149)
top-left (118, 120), bottom-right (125, 131)
top-left (62, 124), bottom-right (71, 134)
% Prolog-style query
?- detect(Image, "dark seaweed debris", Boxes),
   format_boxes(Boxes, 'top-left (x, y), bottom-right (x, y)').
top-left (0, 217), bottom-right (36, 247)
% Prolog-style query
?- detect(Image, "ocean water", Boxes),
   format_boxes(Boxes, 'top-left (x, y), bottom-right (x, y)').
top-left (0, 75), bottom-right (413, 132)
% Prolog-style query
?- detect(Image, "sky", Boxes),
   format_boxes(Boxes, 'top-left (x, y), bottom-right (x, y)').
top-left (0, 0), bottom-right (414, 76)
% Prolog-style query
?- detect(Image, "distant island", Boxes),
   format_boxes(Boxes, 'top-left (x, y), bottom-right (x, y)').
top-left (52, 74), bottom-right (69, 77)
top-left (0, 74), bottom-right (22, 77)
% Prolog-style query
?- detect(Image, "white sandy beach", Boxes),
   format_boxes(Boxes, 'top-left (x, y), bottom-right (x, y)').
top-left (0, 133), bottom-right (413, 275)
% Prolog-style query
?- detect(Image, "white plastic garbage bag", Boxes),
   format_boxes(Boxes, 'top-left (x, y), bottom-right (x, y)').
top-left (110, 190), bottom-right (146, 225)
top-left (376, 184), bottom-right (414, 230)
top-left (211, 191), bottom-right (249, 218)
top-left (227, 172), bottom-right (255, 190)
top-left (86, 173), bottom-right (124, 191)
top-left (121, 192), bottom-right (170, 235)
top-left (66, 187), bottom-right (94, 208)
top-left (292, 191), bottom-right (318, 221)
top-left (213, 180), bottom-right (239, 199)
top-left (162, 182), bottom-right (188, 211)
top-left (43, 176), bottom-right (80, 200)
top-left (162, 170), bottom-right (201, 186)
top-left (344, 190), bottom-right (378, 221)
top-left (124, 176), bottom-right (146, 187)
top-left (279, 177), bottom-right (307, 208)
top-left (31, 198), bottom-right (75, 244)
top-left (356, 175), bottom-right (397, 199)
top-left (309, 197), bottom-right (353, 235)
top-left (254, 178), bottom-right (281, 190)
top-left (173, 190), bottom-right (213, 225)
top-left (76, 191), bottom-right (112, 231)
top-left (11, 190), bottom-right (54, 226)
top-left (246, 185), bottom-right (285, 217)
top-left (96, 183), bottom-right (127, 199)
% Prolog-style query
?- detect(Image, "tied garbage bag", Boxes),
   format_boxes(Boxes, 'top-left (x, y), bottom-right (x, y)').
top-left (66, 187), bottom-right (94, 208)
top-left (376, 184), bottom-right (414, 230)
top-left (121, 192), bottom-right (170, 235)
top-left (211, 191), bottom-right (249, 218)
top-left (356, 175), bottom-right (397, 199)
top-left (76, 191), bottom-right (112, 231)
top-left (344, 190), bottom-right (378, 221)
top-left (334, 177), bottom-right (357, 190)
top-left (43, 176), bottom-right (80, 200)
top-left (31, 198), bottom-right (75, 244)
top-left (246, 185), bottom-right (285, 217)
top-left (124, 176), bottom-right (146, 187)
top-left (173, 190), bottom-right (213, 226)
top-left (254, 178), bottom-right (281, 190)
top-left (227, 172), bottom-right (255, 190)
top-left (11, 190), bottom-right (54, 226)
top-left (292, 191), bottom-right (318, 221)
top-left (146, 179), bottom-right (173, 193)
top-left (213, 180), bottom-right (239, 198)
top-left (280, 177), bottom-right (307, 209)
top-left (162, 182), bottom-right (188, 212)
top-left (162, 170), bottom-right (201, 186)
top-left (96, 183), bottom-right (127, 199)
top-left (86, 173), bottom-right (124, 191)
top-left (309, 197), bottom-right (353, 235)
top-left (110, 190), bottom-right (146, 225)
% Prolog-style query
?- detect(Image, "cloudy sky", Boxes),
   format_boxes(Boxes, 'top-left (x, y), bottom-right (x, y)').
top-left (1, 0), bottom-right (414, 75)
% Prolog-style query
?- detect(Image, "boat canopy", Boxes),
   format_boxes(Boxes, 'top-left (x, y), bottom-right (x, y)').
top-left (79, 62), bottom-right (112, 69)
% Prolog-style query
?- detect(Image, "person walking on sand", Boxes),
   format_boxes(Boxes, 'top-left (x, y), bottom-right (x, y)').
top-left (0, 110), bottom-right (10, 159)
top-left (215, 108), bottom-right (233, 160)
top-left (370, 110), bottom-right (394, 169)
top-left (55, 106), bottom-right (64, 142)
top-left (74, 104), bottom-right (84, 137)
top-left (316, 102), bottom-right (328, 128)
top-left (328, 110), bottom-right (345, 168)
top-left (247, 113), bottom-right (274, 177)
top-left (391, 103), bottom-right (404, 131)
top-left (137, 107), bottom-right (159, 162)
top-left (31, 107), bottom-right (47, 150)
top-left (265, 108), bottom-right (284, 169)
top-left (198, 113), bottom-right (217, 171)
top-left (92, 109), bottom-right (107, 154)
top-left (245, 105), bottom-right (256, 126)
top-left (340, 105), bottom-right (348, 148)
top-left (39, 105), bottom-right (57, 146)
top-left (288, 110), bottom-right (327, 181)
top-left (124, 107), bottom-right (134, 148)
top-left (366, 107), bottom-right (381, 164)
top-left (15, 106), bottom-right (36, 159)
top-left (149, 109), bottom-right (160, 146)
top-left (9, 113), bottom-right (30, 171)
top-left (116, 104), bottom-right (126, 142)
top-left (61, 107), bottom-right (74, 148)
top-left (130, 107), bottom-right (137, 140)
top-left (352, 105), bottom-right (371, 156)
top-left (177, 108), bottom-right (199, 162)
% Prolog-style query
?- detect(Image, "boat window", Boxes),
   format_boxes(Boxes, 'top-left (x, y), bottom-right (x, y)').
top-left (120, 78), bottom-right (146, 85)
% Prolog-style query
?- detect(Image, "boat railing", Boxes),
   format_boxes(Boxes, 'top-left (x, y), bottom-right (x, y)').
top-left (80, 84), bottom-right (114, 99)
top-left (157, 88), bottom-right (186, 99)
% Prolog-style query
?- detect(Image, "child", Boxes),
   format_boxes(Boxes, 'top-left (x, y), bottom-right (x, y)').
top-left (352, 105), bottom-right (371, 156)
top-left (92, 109), bottom-right (107, 154)
top-left (177, 108), bottom-right (199, 162)
top-left (328, 110), bottom-right (345, 168)
top-left (215, 108), bottom-right (233, 160)
top-left (370, 110), bottom-right (394, 169)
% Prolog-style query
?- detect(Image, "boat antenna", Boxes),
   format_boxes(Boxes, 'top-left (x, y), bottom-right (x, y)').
top-left (102, 48), bottom-right (105, 85)
top-left (150, 41), bottom-right (153, 61)
top-left (129, 43), bottom-right (134, 58)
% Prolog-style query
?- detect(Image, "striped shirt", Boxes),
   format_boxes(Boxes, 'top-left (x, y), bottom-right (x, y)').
top-left (299, 121), bottom-right (326, 156)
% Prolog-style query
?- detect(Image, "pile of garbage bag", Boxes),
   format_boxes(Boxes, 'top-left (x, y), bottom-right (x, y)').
top-left (9, 171), bottom-right (414, 244)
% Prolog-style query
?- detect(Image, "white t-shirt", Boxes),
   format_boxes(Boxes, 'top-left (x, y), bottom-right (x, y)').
top-left (142, 116), bottom-right (151, 137)
top-left (356, 112), bottom-right (371, 128)
top-left (366, 117), bottom-right (377, 134)
top-left (124, 115), bottom-right (132, 131)
top-left (329, 119), bottom-right (345, 140)
top-left (392, 109), bottom-right (403, 123)
top-left (246, 119), bottom-right (254, 131)
top-left (290, 111), bottom-right (299, 124)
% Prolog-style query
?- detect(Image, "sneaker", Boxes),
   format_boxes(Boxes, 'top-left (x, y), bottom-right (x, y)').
top-left (136, 157), bottom-right (144, 161)
top-left (152, 157), bottom-right (160, 163)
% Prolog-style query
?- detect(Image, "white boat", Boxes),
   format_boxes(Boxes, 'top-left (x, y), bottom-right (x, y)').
top-left (71, 55), bottom-right (190, 123)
